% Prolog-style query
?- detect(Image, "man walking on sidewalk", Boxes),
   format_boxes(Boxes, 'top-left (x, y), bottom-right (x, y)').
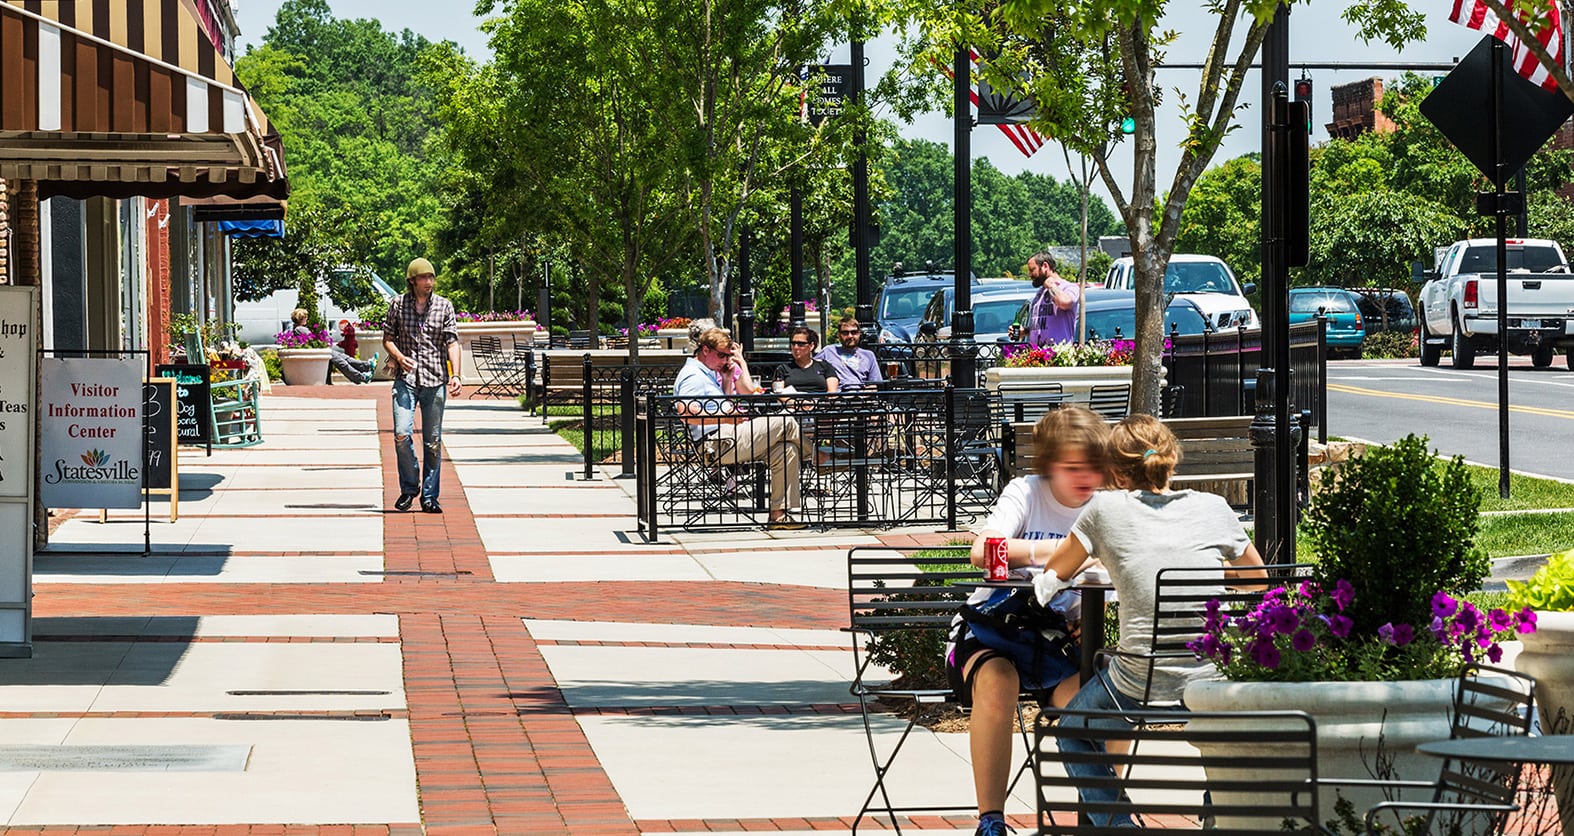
top-left (383, 257), bottom-right (462, 513)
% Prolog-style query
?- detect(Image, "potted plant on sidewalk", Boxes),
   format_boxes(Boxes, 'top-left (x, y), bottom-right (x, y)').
top-left (1506, 547), bottom-right (1574, 835)
top-left (274, 325), bottom-right (334, 385)
top-left (1183, 434), bottom-right (1538, 827)
top-left (985, 339), bottom-right (1163, 402)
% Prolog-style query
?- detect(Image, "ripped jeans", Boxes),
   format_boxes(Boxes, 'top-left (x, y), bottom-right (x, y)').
top-left (392, 378), bottom-right (447, 501)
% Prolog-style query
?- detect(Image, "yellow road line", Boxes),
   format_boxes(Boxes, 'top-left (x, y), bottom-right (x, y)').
top-left (1327, 383), bottom-right (1574, 420)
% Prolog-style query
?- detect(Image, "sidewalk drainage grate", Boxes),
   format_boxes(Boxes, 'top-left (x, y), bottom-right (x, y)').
top-left (0, 744), bottom-right (252, 772)
top-left (301, 466), bottom-right (378, 471)
top-left (283, 504), bottom-right (379, 509)
top-left (226, 690), bottom-right (391, 696)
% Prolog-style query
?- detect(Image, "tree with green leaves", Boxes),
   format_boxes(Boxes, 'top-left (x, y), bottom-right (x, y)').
top-left (894, 0), bottom-right (1424, 414)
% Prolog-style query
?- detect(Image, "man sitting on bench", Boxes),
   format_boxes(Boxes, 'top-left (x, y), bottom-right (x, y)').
top-left (675, 328), bottom-right (804, 529)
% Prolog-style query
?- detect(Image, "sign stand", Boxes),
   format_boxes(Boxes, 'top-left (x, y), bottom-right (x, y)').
top-left (38, 348), bottom-right (151, 556)
top-left (95, 377), bottom-right (178, 524)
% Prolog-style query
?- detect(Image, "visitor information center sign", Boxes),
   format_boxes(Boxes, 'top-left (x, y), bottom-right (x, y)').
top-left (0, 287), bottom-right (37, 655)
top-left (40, 357), bottom-right (143, 510)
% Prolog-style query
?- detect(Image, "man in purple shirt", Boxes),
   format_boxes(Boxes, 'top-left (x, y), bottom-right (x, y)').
top-left (1026, 252), bottom-right (1079, 346)
top-left (816, 316), bottom-right (884, 391)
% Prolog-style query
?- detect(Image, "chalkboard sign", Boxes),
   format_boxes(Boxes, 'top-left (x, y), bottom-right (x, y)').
top-left (155, 363), bottom-right (211, 445)
top-left (143, 379), bottom-right (173, 490)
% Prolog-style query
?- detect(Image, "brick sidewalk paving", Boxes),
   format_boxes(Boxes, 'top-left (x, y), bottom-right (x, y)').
top-left (16, 387), bottom-right (851, 836)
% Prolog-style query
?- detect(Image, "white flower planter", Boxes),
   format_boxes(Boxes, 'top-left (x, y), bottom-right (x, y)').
top-left (277, 348), bottom-right (333, 386)
top-left (353, 329), bottom-right (392, 380)
top-left (456, 320), bottom-right (537, 384)
top-left (1186, 678), bottom-right (1457, 828)
top-left (985, 364), bottom-right (1147, 407)
top-left (1517, 610), bottom-right (1574, 835)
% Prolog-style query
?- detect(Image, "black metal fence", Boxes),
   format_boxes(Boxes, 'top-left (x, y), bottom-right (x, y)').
top-left (872, 341), bottom-right (1029, 387)
top-left (1162, 321), bottom-right (1326, 440)
top-left (635, 386), bottom-right (1001, 537)
top-left (547, 357), bottom-right (684, 480)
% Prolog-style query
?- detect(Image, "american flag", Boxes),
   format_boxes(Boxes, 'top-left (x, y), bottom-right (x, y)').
top-left (1449, 0), bottom-right (1565, 91)
top-left (939, 51), bottom-right (1048, 157)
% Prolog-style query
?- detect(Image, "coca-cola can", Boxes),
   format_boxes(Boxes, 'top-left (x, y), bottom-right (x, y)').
top-left (985, 537), bottom-right (1010, 581)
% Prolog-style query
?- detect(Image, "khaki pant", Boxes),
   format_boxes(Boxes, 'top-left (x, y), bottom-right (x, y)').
top-left (705, 416), bottom-right (801, 511)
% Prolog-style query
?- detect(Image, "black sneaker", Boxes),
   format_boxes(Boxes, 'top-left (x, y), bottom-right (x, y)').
top-left (394, 493), bottom-right (417, 511)
top-left (422, 499), bottom-right (443, 514)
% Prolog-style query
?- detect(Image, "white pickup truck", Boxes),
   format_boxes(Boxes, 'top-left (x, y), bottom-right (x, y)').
top-left (1418, 238), bottom-right (1574, 370)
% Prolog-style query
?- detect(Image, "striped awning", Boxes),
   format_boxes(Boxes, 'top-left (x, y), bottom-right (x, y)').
top-left (0, 0), bottom-right (288, 200)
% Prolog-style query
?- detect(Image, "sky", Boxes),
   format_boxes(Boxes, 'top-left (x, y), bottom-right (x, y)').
top-left (233, 0), bottom-right (1489, 209)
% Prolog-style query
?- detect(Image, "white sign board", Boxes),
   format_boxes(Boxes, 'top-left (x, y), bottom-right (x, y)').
top-left (39, 357), bottom-right (143, 509)
top-left (0, 286), bottom-right (36, 654)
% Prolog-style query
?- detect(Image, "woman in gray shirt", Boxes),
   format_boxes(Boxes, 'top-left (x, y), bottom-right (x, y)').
top-left (1035, 414), bottom-right (1264, 827)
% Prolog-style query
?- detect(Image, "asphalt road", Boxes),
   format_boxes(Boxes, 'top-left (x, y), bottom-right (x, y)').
top-left (1324, 356), bottom-right (1574, 482)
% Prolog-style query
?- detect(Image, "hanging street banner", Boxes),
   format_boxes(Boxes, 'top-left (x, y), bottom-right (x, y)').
top-left (0, 286), bottom-right (37, 655)
top-left (805, 64), bottom-right (852, 127)
top-left (40, 357), bottom-right (143, 509)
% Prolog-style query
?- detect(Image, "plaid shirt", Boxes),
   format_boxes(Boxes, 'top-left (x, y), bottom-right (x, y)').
top-left (384, 292), bottom-right (459, 388)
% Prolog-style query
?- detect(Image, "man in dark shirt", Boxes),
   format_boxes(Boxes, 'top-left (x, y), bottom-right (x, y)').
top-left (381, 258), bottom-right (461, 513)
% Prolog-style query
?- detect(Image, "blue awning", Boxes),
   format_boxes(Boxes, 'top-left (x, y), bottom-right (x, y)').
top-left (217, 220), bottom-right (285, 239)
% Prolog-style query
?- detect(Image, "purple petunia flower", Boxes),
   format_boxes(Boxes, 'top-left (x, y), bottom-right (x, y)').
top-left (1391, 623), bottom-right (1414, 646)
top-left (1487, 644), bottom-right (1504, 664)
top-left (1488, 608), bottom-right (1513, 632)
top-left (1378, 623), bottom-right (1397, 645)
top-left (1291, 629), bottom-right (1317, 652)
top-left (1327, 614), bottom-right (1354, 639)
top-left (1250, 640), bottom-right (1282, 670)
top-left (1432, 591), bottom-right (1459, 619)
top-left (1332, 579), bottom-right (1354, 612)
top-left (1456, 603), bottom-right (1481, 634)
top-left (1268, 605), bottom-right (1301, 636)
top-left (1514, 609), bottom-right (1538, 634)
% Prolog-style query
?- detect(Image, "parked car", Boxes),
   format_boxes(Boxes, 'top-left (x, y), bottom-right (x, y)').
top-left (873, 266), bottom-right (978, 343)
top-left (1349, 287), bottom-right (1418, 335)
top-left (232, 268), bottom-right (397, 348)
top-left (1288, 287), bottom-right (1366, 358)
top-left (1011, 288), bottom-right (1216, 343)
top-left (914, 280), bottom-right (1039, 343)
top-left (1103, 253), bottom-right (1260, 330)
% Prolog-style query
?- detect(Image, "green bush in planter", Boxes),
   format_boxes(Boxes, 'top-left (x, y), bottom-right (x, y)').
top-left (1303, 434), bottom-right (1488, 636)
top-left (1506, 548), bottom-right (1574, 612)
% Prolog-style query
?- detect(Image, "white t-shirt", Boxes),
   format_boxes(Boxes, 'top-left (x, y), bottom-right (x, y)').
top-left (949, 476), bottom-right (1087, 661)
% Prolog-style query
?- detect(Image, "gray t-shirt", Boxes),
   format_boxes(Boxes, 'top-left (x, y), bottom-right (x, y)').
top-left (1070, 489), bottom-right (1250, 702)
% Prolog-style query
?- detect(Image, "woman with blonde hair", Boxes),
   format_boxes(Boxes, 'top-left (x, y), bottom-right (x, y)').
top-left (1034, 413), bottom-right (1264, 828)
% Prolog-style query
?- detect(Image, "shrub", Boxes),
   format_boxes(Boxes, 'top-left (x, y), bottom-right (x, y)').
top-left (861, 581), bottom-right (952, 690)
top-left (1303, 434), bottom-right (1489, 636)
top-left (260, 350), bottom-right (282, 382)
top-left (1506, 548), bottom-right (1574, 612)
top-left (1361, 330), bottom-right (1417, 359)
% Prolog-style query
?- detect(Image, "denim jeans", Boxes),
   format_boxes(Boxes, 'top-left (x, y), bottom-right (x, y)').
top-left (1057, 669), bottom-right (1187, 828)
top-left (392, 378), bottom-right (446, 501)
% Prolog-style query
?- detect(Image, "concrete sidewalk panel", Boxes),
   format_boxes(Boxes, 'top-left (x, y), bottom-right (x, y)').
top-left (578, 714), bottom-right (1024, 820)
top-left (32, 614), bottom-right (399, 638)
top-left (541, 645), bottom-right (853, 707)
top-left (35, 555), bottom-right (384, 584)
top-left (465, 486), bottom-right (635, 516)
top-left (454, 462), bottom-right (596, 487)
top-left (523, 620), bottom-right (853, 649)
top-left (692, 549), bottom-right (849, 589)
top-left (476, 518), bottom-right (667, 552)
top-left (4, 717), bottom-right (418, 826)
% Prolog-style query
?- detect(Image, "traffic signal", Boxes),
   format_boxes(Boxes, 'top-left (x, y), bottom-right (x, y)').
top-left (1120, 117), bottom-right (1136, 134)
top-left (1293, 77), bottom-right (1313, 133)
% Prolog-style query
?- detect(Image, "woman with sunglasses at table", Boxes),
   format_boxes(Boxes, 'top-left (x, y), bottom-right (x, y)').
top-left (772, 327), bottom-right (839, 394)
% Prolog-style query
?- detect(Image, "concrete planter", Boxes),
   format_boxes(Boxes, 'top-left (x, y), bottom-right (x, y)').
top-left (277, 348), bottom-right (333, 386)
top-left (984, 364), bottom-right (1144, 406)
top-left (1517, 611), bottom-right (1574, 835)
top-left (354, 330), bottom-right (392, 380)
top-left (1186, 678), bottom-right (1457, 828)
top-left (655, 328), bottom-right (691, 351)
top-left (456, 320), bottom-right (537, 384)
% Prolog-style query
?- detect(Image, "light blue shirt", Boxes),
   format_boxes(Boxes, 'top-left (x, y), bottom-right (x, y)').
top-left (815, 346), bottom-right (883, 391)
top-left (673, 357), bottom-right (726, 439)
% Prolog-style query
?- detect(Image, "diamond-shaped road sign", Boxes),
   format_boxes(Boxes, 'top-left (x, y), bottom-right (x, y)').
top-left (1421, 34), bottom-right (1574, 180)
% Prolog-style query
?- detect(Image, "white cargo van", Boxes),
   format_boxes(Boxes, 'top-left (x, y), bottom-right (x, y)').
top-left (232, 269), bottom-right (396, 347)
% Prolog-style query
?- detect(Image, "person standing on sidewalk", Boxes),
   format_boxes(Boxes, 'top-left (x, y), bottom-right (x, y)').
top-left (382, 258), bottom-right (462, 513)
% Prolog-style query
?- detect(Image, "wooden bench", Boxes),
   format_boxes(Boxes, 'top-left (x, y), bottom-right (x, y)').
top-left (1003, 414), bottom-right (1254, 506)
top-left (538, 349), bottom-right (688, 415)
